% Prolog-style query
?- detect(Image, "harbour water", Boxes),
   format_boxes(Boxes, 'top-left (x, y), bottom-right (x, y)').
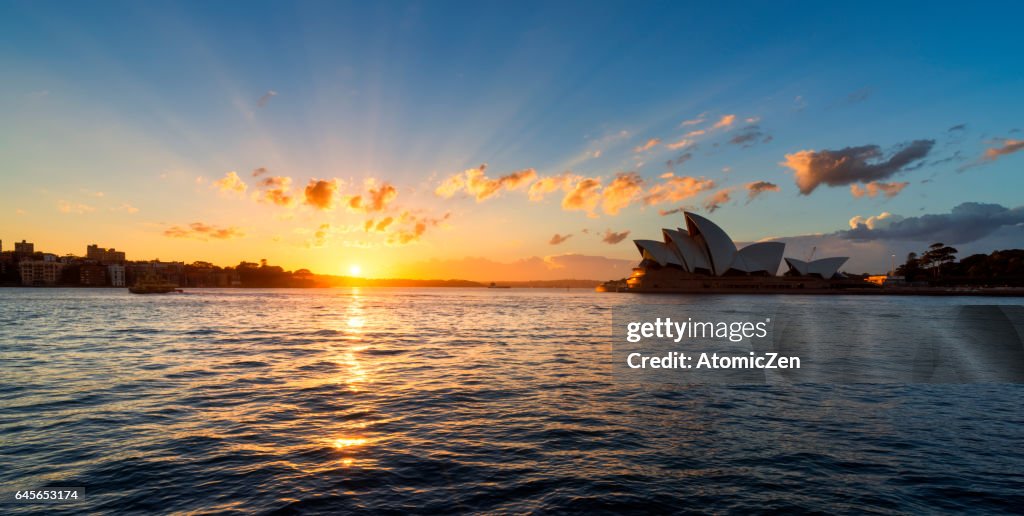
top-left (2, 288), bottom-right (1023, 513)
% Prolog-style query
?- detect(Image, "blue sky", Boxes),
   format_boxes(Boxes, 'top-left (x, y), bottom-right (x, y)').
top-left (1, 1), bottom-right (1022, 278)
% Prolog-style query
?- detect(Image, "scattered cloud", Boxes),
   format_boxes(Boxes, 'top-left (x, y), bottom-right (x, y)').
top-left (164, 222), bottom-right (245, 240)
top-left (386, 212), bottom-right (450, 245)
top-left (304, 178), bottom-right (341, 210)
top-left (781, 139), bottom-right (934, 194)
top-left (561, 177), bottom-right (603, 216)
top-left (634, 138), bottom-right (661, 153)
top-left (658, 205), bottom-right (697, 217)
top-left (643, 174), bottom-right (715, 205)
top-left (848, 211), bottom-right (902, 230)
top-left (112, 203), bottom-right (140, 214)
top-left (666, 137), bottom-right (694, 150)
top-left (549, 233), bottom-right (572, 245)
top-left (958, 138), bottom-right (1024, 171)
top-left (711, 114), bottom-right (736, 129)
top-left (213, 171), bottom-right (247, 196)
top-left (256, 176), bottom-right (297, 207)
top-left (350, 181), bottom-right (398, 212)
top-left (844, 87), bottom-right (873, 105)
top-left (841, 202), bottom-right (1024, 243)
top-left (252, 167), bottom-right (269, 177)
top-left (703, 187), bottom-right (734, 213)
top-left (57, 200), bottom-right (95, 214)
top-left (983, 139), bottom-right (1024, 161)
top-left (745, 181), bottom-right (780, 202)
top-left (947, 123), bottom-right (967, 133)
top-left (528, 173), bottom-right (579, 201)
top-left (602, 229), bottom-right (631, 244)
top-left (435, 164), bottom-right (537, 201)
top-left (600, 172), bottom-right (645, 215)
top-left (257, 90), bottom-right (277, 107)
top-left (728, 125), bottom-right (771, 147)
top-left (684, 129), bottom-right (706, 137)
top-left (309, 223), bottom-right (332, 248)
top-left (680, 115), bottom-right (706, 126)
top-left (850, 181), bottom-right (909, 199)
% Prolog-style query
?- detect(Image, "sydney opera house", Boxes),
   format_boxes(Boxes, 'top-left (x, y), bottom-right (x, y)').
top-left (618, 211), bottom-right (849, 292)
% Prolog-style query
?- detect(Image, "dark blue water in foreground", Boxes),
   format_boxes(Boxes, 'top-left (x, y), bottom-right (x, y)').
top-left (2, 288), bottom-right (1023, 514)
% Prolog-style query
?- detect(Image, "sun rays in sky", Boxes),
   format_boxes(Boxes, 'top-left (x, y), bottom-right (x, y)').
top-left (1, 2), bottom-right (1022, 279)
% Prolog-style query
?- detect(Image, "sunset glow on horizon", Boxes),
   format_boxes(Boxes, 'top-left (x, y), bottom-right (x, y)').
top-left (2, 2), bottom-right (1022, 281)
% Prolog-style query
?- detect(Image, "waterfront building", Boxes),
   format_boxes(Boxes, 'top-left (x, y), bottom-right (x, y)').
top-left (127, 260), bottom-right (185, 286)
top-left (108, 264), bottom-right (126, 287)
top-left (19, 260), bottom-right (63, 286)
top-left (80, 264), bottom-right (108, 286)
top-left (86, 245), bottom-right (126, 264)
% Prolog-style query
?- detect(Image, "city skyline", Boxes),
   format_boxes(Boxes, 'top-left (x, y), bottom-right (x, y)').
top-left (2, 1), bottom-right (1023, 280)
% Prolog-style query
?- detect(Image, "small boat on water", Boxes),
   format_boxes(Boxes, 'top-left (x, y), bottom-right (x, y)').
top-left (488, 282), bottom-right (511, 289)
top-left (129, 274), bottom-right (181, 294)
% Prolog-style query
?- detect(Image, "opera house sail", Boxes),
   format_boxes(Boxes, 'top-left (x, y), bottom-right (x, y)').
top-left (616, 212), bottom-right (849, 293)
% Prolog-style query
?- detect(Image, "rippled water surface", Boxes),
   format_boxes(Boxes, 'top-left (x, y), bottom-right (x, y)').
top-left (2, 288), bottom-right (1023, 513)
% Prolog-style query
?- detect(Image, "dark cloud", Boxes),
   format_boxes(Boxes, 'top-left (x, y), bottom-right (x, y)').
top-left (728, 125), bottom-right (771, 148)
top-left (947, 123), bottom-right (967, 133)
top-left (549, 233), bottom-right (572, 245)
top-left (667, 152), bottom-right (694, 169)
top-left (840, 202), bottom-right (1024, 244)
top-left (844, 87), bottom-right (873, 105)
top-left (601, 229), bottom-right (630, 244)
top-left (745, 181), bottom-right (780, 202)
top-left (252, 167), bottom-right (268, 177)
top-left (257, 90), bottom-right (277, 107)
top-left (703, 187), bottom-right (733, 213)
top-left (657, 206), bottom-right (697, 217)
top-left (782, 139), bottom-right (934, 195)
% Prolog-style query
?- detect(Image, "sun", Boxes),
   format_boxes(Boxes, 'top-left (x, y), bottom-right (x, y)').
top-left (348, 264), bottom-right (362, 277)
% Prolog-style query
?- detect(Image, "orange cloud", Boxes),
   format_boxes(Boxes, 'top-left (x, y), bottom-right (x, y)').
top-left (850, 181), bottom-right (909, 199)
top-left (528, 173), bottom-right (578, 201)
top-left (684, 129), bottom-right (706, 137)
top-left (643, 174), bottom-right (715, 205)
top-left (349, 181), bottom-right (398, 213)
top-left (681, 116), bottom-right (706, 126)
top-left (711, 114), bottom-right (736, 129)
top-left (600, 172), bottom-right (645, 215)
top-left (634, 138), bottom-right (661, 153)
top-left (304, 178), bottom-right (341, 210)
top-left (57, 200), bottom-right (95, 214)
top-left (435, 164), bottom-right (537, 201)
top-left (213, 171), bottom-right (248, 196)
top-left (256, 176), bottom-right (296, 207)
top-left (164, 222), bottom-right (244, 240)
top-left (983, 139), bottom-right (1024, 161)
top-left (665, 137), bottom-right (694, 150)
top-left (561, 177), bottom-right (603, 216)
top-left (385, 212), bottom-right (450, 245)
